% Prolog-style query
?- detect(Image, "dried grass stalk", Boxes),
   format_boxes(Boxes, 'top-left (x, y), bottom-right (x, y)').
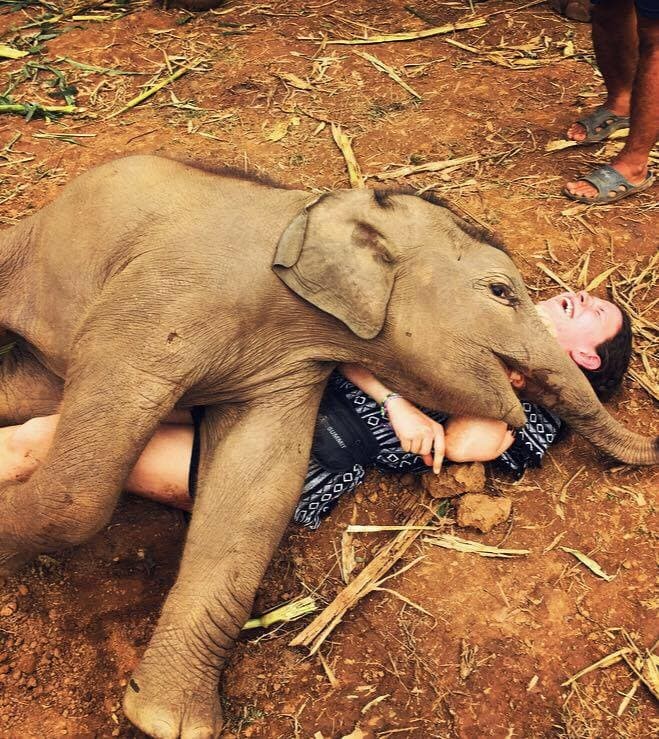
top-left (327, 18), bottom-right (487, 46)
top-left (372, 153), bottom-right (495, 181)
top-left (0, 44), bottom-right (28, 60)
top-left (243, 596), bottom-right (317, 630)
top-left (289, 501), bottom-right (436, 654)
top-left (562, 648), bottom-right (633, 686)
top-left (424, 533), bottom-right (529, 558)
top-left (545, 128), bottom-right (628, 151)
top-left (107, 59), bottom-right (201, 120)
top-left (346, 524), bottom-right (439, 533)
top-left (353, 50), bottom-right (422, 99)
top-left (331, 123), bottom-right (364, 188)
top-left (559, 547), bottom-right (615, 582)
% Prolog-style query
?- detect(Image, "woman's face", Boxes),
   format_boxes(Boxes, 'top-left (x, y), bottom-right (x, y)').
top-left (536, 291), bottom-right (623, 370)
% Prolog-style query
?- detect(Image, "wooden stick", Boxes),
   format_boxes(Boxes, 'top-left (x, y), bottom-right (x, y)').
top-left (289, 496), bottom-right (439, 654)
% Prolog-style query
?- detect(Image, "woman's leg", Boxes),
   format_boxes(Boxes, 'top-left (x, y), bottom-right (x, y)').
top-left (0, 415), bottom-right (194, 510)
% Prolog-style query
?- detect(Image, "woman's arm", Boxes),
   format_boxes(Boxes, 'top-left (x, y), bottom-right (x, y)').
top-left (339, 363), bottom-right (445, 473)
top-left (443, 416), bottom-right (515, 462)
top-left (339, 364), bottom-right (516, 468)
top-left (338, 363), bottom-right (392, 404)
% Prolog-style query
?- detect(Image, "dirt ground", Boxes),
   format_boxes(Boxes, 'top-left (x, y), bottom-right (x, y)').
top-left (0, 0), bottom-right (657, 737)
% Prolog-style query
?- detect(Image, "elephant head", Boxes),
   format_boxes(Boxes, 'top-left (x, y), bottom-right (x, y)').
top-left (273, 188), bottom-right (657, 466)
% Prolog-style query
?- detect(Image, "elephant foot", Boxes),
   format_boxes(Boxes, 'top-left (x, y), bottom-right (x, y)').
top-left (123, 668), bottom-right (224, 739)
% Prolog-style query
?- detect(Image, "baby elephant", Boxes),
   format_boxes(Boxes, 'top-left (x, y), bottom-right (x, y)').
top-left (0, 155), bottom-right (655, 737)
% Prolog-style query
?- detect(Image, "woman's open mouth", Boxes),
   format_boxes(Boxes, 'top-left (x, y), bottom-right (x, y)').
top-left (560, 295), bottom-right (574, 318)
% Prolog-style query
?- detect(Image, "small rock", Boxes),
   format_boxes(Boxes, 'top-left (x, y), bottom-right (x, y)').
top-left (400, 473), bottom-right (416, 488)
top-left (449, 462), bottom-right (486, 492)
top-left (367, 492), bottom-right (378, 503)
top-left (355, 491), bottom-right (364, 504)
top-left (17, 585), bottom-right (28, 597)
top-left (456, 494), bottom-right (511, 533)
top-left (0, 603), bottom-right (17, 618)
top-left (26, 676), bottom-right (37, 689)
top-left (420, 473), bottom-right (461, 500)
top-left (16, 652), bottom-right (37, 675)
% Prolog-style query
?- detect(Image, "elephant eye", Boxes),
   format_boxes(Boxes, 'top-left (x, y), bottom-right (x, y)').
top-left (489, 282), bottom-right (517, 305)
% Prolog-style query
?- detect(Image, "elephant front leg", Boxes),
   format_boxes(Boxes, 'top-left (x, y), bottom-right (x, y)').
top-left (123, 392), bottom-right (320, 739)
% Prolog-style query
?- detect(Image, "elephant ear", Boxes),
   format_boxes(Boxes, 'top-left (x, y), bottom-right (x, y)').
top-left (272, 194), bottom-right (398, 339)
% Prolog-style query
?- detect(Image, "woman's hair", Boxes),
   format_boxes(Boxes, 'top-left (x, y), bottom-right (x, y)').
top-left (581, 304), bottom-right (633, 401)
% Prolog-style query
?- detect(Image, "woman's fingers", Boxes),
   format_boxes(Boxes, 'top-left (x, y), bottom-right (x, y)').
top-left (433, 428), bottom-right (445, 474)
top-left (419, 433), bottom-right (433, 458)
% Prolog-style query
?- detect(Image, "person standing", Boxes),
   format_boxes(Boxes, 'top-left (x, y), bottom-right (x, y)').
top-left (562, 0), bottom-right (658, 203)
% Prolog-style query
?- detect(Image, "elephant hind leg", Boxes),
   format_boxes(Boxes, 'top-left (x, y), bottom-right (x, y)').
top-left (0, 339), bottom-right (63, 425)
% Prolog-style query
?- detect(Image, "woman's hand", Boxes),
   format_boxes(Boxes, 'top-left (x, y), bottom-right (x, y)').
top-left (386, 397), bottom-right (445, 473)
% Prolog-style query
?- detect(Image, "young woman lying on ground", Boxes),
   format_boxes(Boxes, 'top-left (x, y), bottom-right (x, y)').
top-left (0, 290), bottom-right (631, 529)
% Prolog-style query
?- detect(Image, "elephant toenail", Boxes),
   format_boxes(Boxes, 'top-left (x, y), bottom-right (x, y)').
top-left (129, 678), bottom-right (141, 693)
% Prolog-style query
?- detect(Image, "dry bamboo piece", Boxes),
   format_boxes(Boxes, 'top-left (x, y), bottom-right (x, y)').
top-left (562, 648), bottom-right (633, 686)
top-left (331, 123), bottom-right (364, 188)
top-left (326, 18), bottom-right (487, 46)
top-left (371, 153), bottom-right (495, 181)
top-left (423, 533), bottom-right (530, 558)
top-left (289, 499), bottom-right (438, 654)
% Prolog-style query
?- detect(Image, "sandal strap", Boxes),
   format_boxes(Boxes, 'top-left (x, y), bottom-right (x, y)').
top-left (576, 108), bottom-right (629, 141)
top-left (580, 165), bottom-right (633, 198)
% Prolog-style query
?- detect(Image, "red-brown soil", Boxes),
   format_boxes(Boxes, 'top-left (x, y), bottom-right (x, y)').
top-left (0, 1), bottom-right (657, 737)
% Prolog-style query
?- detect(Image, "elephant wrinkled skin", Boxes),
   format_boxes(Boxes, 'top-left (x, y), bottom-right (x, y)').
top-left (0, 155), bottom-right (655, 738)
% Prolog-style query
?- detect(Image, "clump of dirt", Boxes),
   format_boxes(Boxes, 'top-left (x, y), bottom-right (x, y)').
top-left (0, 0), bottom-right (656, 737)
top-left (455, 492), bottom-right (512, 532)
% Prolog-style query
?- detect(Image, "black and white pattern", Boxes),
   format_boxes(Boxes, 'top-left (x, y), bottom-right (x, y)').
top-left (294, 372), bottom-right (562, 529)
top-left (495, 401), bottom-right (562, 477)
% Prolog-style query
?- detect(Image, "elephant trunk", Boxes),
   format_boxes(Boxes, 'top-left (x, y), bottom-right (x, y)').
top-left (559, 404), bottom-right (658, 466)
top-left (497, 320), bottom-right (658, 466)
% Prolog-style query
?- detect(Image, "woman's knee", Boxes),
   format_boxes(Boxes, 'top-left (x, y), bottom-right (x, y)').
top-left (7, 415), bottom-right (58, 456)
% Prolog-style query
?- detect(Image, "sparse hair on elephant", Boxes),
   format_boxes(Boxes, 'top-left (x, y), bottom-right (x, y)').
top-left (0, 153), bottom-right (655, 738)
